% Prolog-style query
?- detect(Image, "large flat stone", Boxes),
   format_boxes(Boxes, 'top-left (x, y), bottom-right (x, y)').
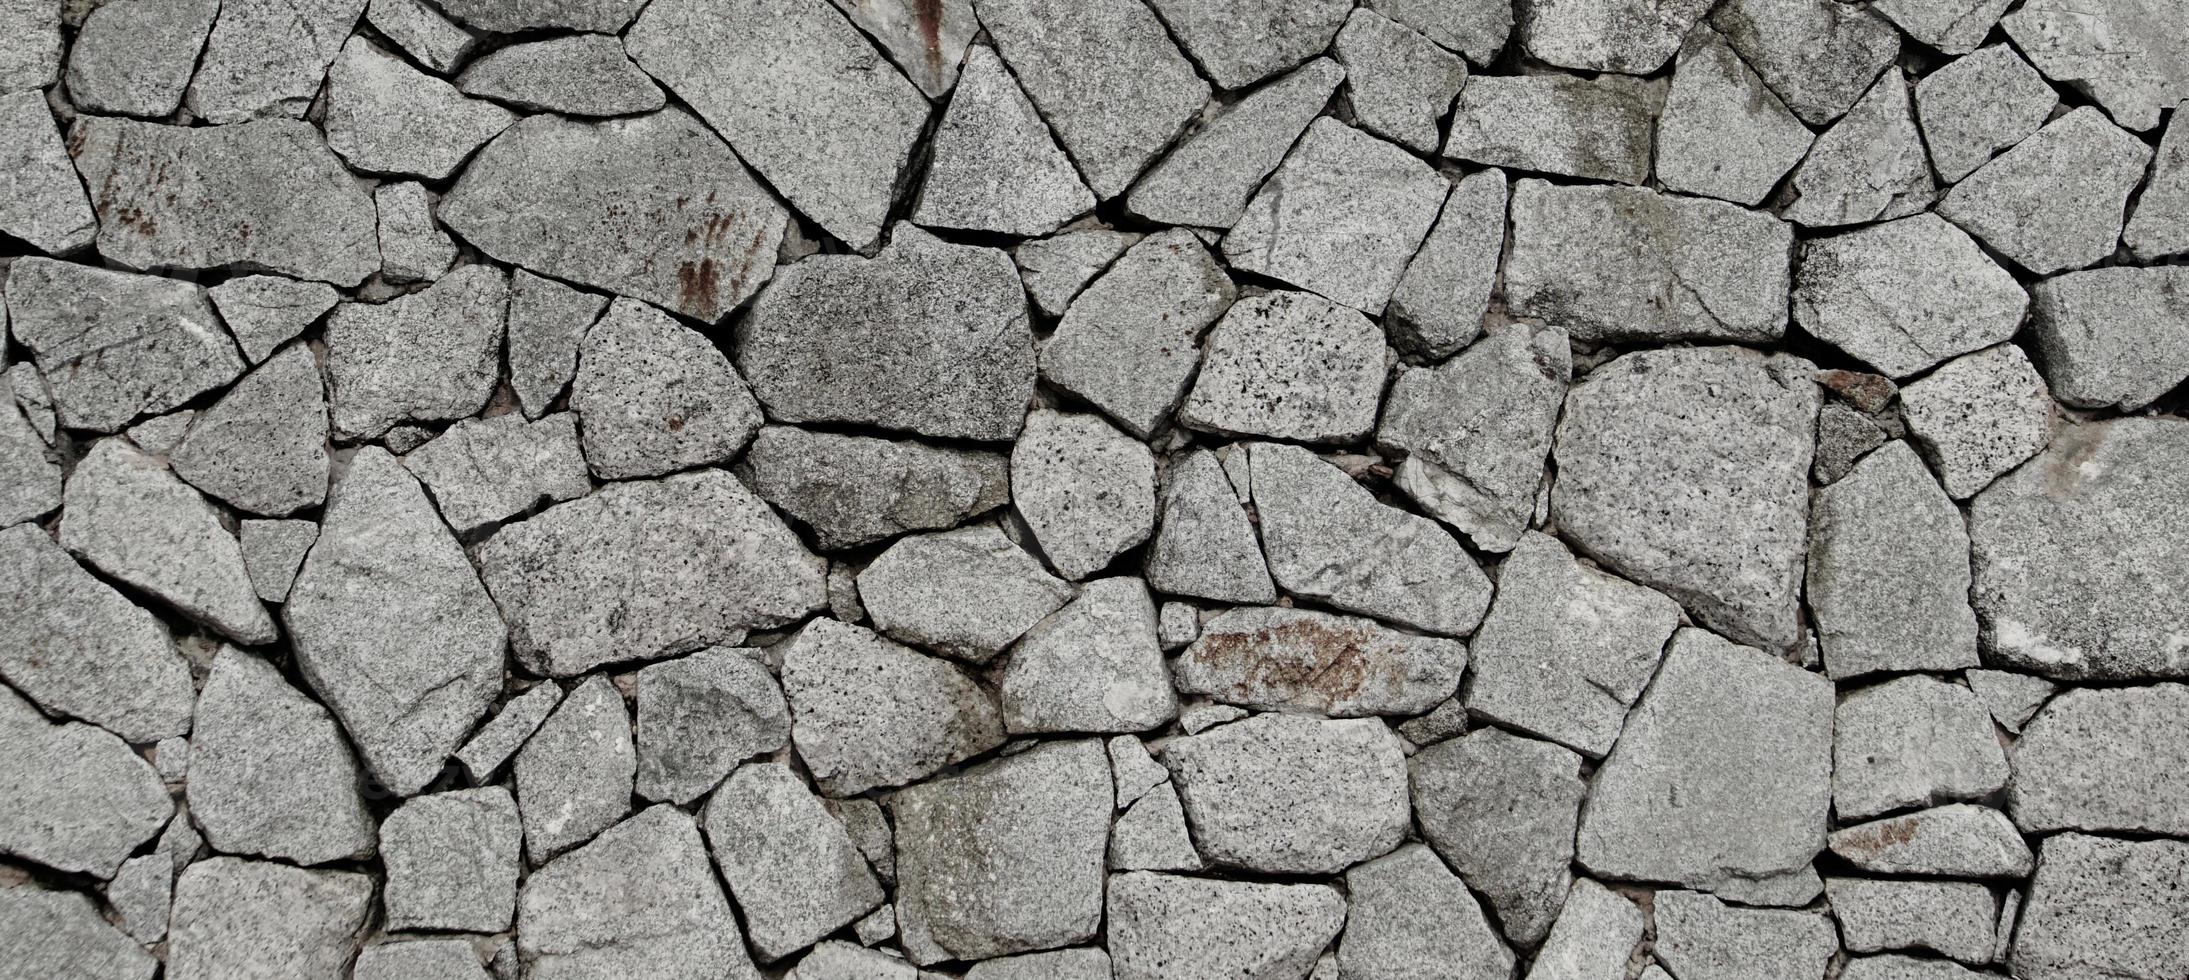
top-left (167, 858), bottom-right (372, 980)
top-left (1792, 213), bottom-right (2027, 379)
top-left (1937, 107), bottom-right (2153, 275)
top-left (1444, 72), bottom-right (1659, 185)
top-left (184, 0), bottom-right (367, 123)
top-left (1377, 321), bottom-right (1567, 552)
top-left (4, 259), bottom-right (245, 433)
top-left (1807, 441), bottom-right (1980, 679)
top-left (2011, 685), bottom-right (2189, 836)
top-left (0, 521), bottom-right (194, 743)
top-left (779, 618), bottom-right (1005, 796)
top-left (517, 806), bottom-right (761, 980)
top-left (1124, 59), bottom-right (1341, 229)
top-left (1164, 713), bottom-right (1409, 875)
top-left (60, 439), bottom-right (273, 644)
top-left (1224, 118), bottom-right (1446, 315)
top-left (1107, 872), bottom-right (1344, 980)
top-left (0, 684), bottom-right (172, 879)
top-left (2012, 834), bottom-right (2189, 980)
top-left (188, 649), bottom-right (375, 867)
top-left (2027, 267), bottom-right (2189, 412)
top-left (0, 90), bottom-right (95, 256)
top-left (704, 762), bottom-right (883, 962)
top-left (1177, 291), bottom-right (1388, 445)
top-left (1040, 229), bottom-right (1236, 439)
top-left (1411, 728), bottom-right (1586, 944)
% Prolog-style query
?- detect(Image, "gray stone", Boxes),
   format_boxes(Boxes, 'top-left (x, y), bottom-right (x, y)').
top-left (353, 942), bottom-right (492, 980)
top-left (1041, 230), bottom-right (1236, 438)
top-left (785, 942), bottom-right (915, 980)
top-left (505, 272), bottom-right (606, 421)
top-left (382, 786), bottom-right (522, 933)
top-left (1578, 629), bottom-right (1833, 893)
top-left (1525, 879), bottom-right (1646, 980)
top-left (365, 0), bottom-right (477, 75)
top-left (1552, 347), bottom-right (1818, 650)
top-left (517, 805), bottom-right (761, 980)
top-left (374, 181), bottom-right (458, 284)
top-left (571, 298), bottom-right (761, 479)
top-left (1394, 697), bottom-right (1468, 746)
top-left (436, 0), bottom-right (644, 31)
top-left (1165, 712), bottom-right (1408, 875)
top-left (966, 948), bottom-right (1111, 980)
top-left (1834, 675), bottom-right (2009, 822)
top-left (1385, 168), bottom-right (1505, 359)
top-left (0, 684), bottom-right (171, 878)
top-left (325, 37), bottom-right (515, 180)
top-left (458, 35), bottom-right (661, 117)
top-left (125, 410), bottom-right (194, 456)
top-left (0, 398), bottom-right (58, 528)
top-left (704, 762), bottom-right (884, 962)
top-left (1915, 44), bottom-right (2058, 183)
top-left (0, 91), bottom-right (94, 257)
top-left (626, 0), bottom-right (926, 250)
top-left (2028, 267), bottom-right (2189, 412)
top-left (107, 851), bottom-right (172, 944)
top-left (1125, 58), bottom-right (1343, 229)
top-left (478, 468), bottom-right (826, 677)
top-left (1712, 0), bottom-right (1900, 124)
top-left (0, 522), bottom-right (194, 742)
top-left (1829, 878), bottom-right (1994, 964)
top-left (1107, 872), bottom-right (1344, 980)
top-left (206, 275), bottom-right (338, 366)
top-left (1506, 181), bottom-right (1793, 345)
top-left (0, 0), bottom-right (62, 93)
top-left (4, 259), bottom-right (244, 433)
top-left (1178, 703), bottom-right (1246, 735)
top-left (1178, 291), bottom-right (1388, 444)
top-left (454, 682), bottom-right (563, 785)
top-left (1145, 450), bottom-right (1271, 604)
top-left (2, 885), bottom-right (156, 980)
top-left (2012, 685), bottom-right (2189, 836)
top-left (829, 797), bottom-right (894, 886)
top-left (1225, 118), bottom-right (1446, 314)
top-left (1379, 322), bottom-right (1567, 552)
top-left (1900, 344), bottom-right (2054, 500)
top-left (1938, 107), bottom-right (2153, 274)
top-left (1334, 9), bottom-right (1467, 153)
top-left (1876, 0), bottom-right (2012, 55)
top-left (781, 618), bottom-right (1005, 795)
top-left (1340, 843), bottom-right (1515, 980)
top-left (1829, 804), bottom-right (2034, 878)
top-left (166, 348), bottom-right (329, 519)
top-left (891, 739), bottom-right (1110, 964)
top-left (913, 45), bottom-right (1093, 237)
top-left (8, 363), bottom-right (55, 445)
top-left (188, 648), bottom-right (374, 866)
top-left (1464, 532), bottom-right (1679, 757)
top-left (286, 447), bottom-right (504, 795)
top-left (738, 228), bottom-right (1032, 441)
top-left (1517, 0), bottom-right (1711, 73)
top-left (746, 426), bottom-right (1006, 552)
top-left (2014, 834), bottom-right (2189, 980)
top-left (184, 0), bottom-right (366, 123)
top-left (516, 676), bottom-right (635, 865)
top-left (2127, 115), bottom-right (2189, 258)
top-left (61, 440), bottom-right (272, 643)
top-left (852, 907), bottom-right (895, 947)
top-left (238, 519), bottom-right (315, 602)
top-left (1363, 0), bottom-right (1508, 64)
top-left (2001, 0), bottom-right (2188, 132)
top-left (1653, 889), bottom-right (1839, 980)
top-left (1793, 214), bottom-right (2027, 379)
top-left (1014, 229), bottom-right (1142, 317)
top-left (1110, 735), bottom-right (1169, 808)
top-left (1783, 71), bottom-right (1935, 227)
top-left (634, 649), bottom-right (788, 804)
top-left (1656, 26), bottom-right (1814, 206)
top-left (1145, 0), bottom-right (1349, 91)
top-left (406, 413), bottom-right (590, 534)
top-left (858, 525), bottom-right (1072, 663)
top-left (325, 265), bottom-right (504, 440)
top-left (1000, 577), bottom-right (1173, 733)
top-left (1110, 782), bottom-right (1201, 871)
top-left (1412, 728), bottom-right (1586, 945)
top-left (1252, 442), bottom-right (1493, 636)
top-left (1966, 669), bottom-right (2056, 733)
top-left (1839, 957), bottom-right (1989, 980)
top-left (1445, 72), bottom-right (1658, 185)
top-left (1807, 441), bottom-right (1980, 679)
top-left (1012, 410), bottom-right (1155, 581)
top-left (1176, 605), bottom-right (1466, 717)
top-left (167, 858), bottom-right (372, 980)
top-left (826, 0), bottom-right (976, 98)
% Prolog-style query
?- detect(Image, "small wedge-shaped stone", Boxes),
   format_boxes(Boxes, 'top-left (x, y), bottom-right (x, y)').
top-left (827, 0), bottom-right (977, 98)
top-left (374, 182), bottom-right (457, 284)
top-left (1002, 577), bottom-right (1176, 733)
top-left (168, 858), bottom-right (372, 980)
top-left (383, 786), bottom-right (521, 933)
top-left (185, 0), bottom-right (367, 123)
top-left (1042, 230), bottom-right (1236, 439)
top-left (2029, 267), bottom-right (2189, 412)
top-left (1829, 804), bottom-right (2033, 878)
top-left (207, 276), bottom-right (338, 366)
top-left (1333, 8), bottom-right (1466, 153)
top-left (858, 525), bottom-right (1074, 662)
top-left (891, 739), bottom-right (1110, 964)
top-left (1411, 728), bottom-right (1586, 944)
top-left (1654, 889), bottom-right (1840, 980)
top-left (1915, 45), bottom-right (2057, 184)
top-left (1126, 58), bottom-right (1343, 229)
top-left (4, 259), bottom-right (245, 433)
top-left (1937, 107), bottom-right (2152, 274)
top-left (326, 263), bottom-right (504, 439)
top-left (0, 91), bottom-right (95, 257)
top-left (506, 271), bottom-right (606, 420)
top-left (71, 117), bottom-right (380, 286)
top-left (1145, 0), bottom-right (1349, 91)
top-left (1530, 878), bottom-right (1646, 980)
top-left (517, 805), bottom-right (762, 980)
top-left (1445, 72), bottom-right (1659, 185)
top-left (1107, 872), bottom-right (1344, 980)
top-left (516, 676), bottom-right (635, 865)
top-left (0, 398), bottom-right (58, 528)
top-left (438, 0), bottom-right (644, 31)
top-left (0, 684), bottom-right (171, 878)
top-left (458, 35), bottom-right (663, 117)
top-left (2012, 685), bottom-right (2189, 836)
top-left (1876, 0), bottom-right (2011, 55)
top-left (705, 762), bottom-right (884, 962)
top-left (1015, 229), bottom-right (1141, 317)
top-left (745, 426), bottom-right (1008, 551)
top-left (1712, 0), bottom-right (1899, 125)
top-left (1900, 344), bottom-right (2054, 499)
top-left (978, 0), bottom-right (1209, 199)
top-left (1656, 26), bottom-right (1815, 206)
top-left (2013, 834), bottom-right (2189, 980)
top-left (1466, 532), bottom-right (1681, 757)
top-left (1166, 713), bottom-right (1409, 875)
top-left (1177, 606), bottom-right (1466, 717)
top-left (365, 0), bottom-right (477, 74)
top-left (2127, 116), bottom-right (2189, 259)
top-left (1144, 449), bottom-right (1273, 604)
top-left (626, 0), bottom-right (926, 250)
top-left (572, 299), bottom-right (761, 479)
top-left (1834, 675), bottom-right (2008, 822)
top-left (739, 227), bottom-right (1032, 441)
top-left (189, 649), bottom-right (374, 866)
top-left (1179, 291), bottom-right (1388, 444)
top-left (914, 45), bottom-right (1093, 237)
top-left (1226, 118), bottom-right (1446, 314)
top-left (780, 618), bottom-right (1005, 796)
top-left (0, 522), bottom-right (194, 742)
top-left (63, 0), bottom-right (219, 117)
top-left (287, 447), bottom-right (505, 796)
top-left (2001, 0), bottom-right (2188, 133)
top-left (1552, 346), bottom-right (1818, 650)
top-left (406, 413), bottom-right (590, 534)
top-left (1507, 181), bottom-right (1793, 344)
top-left (479, 468), bottom-right (826, 676)
top-left (1517, 0), bottom-right (1712, 73)
top-left (1966, 669), bottom-right (2056, 733)
top-left (1110, 782), bottom-right (1200, 871)
top-left (1253, 443), bottom-right (1491, 635)
top-left (635, 649), bottom-right (789, 805)
top-left (61, 440), bottom-right (273, 643)
top-left (0, 885), bottom-right (156, 980)
top-left (443, 109), bottom-right (786, 321)
top-left (1385, 168), bottom-right (1506, 359)
top-left (1783, 71), bottom-right (1934, 227)
top-left (453, 682), bottom-right (562, 784)
top-left (1378, 321), bottom-right (1568, 552)
top-left (324, 37), bottom-right (515, 180)
top-left (1013, 410), bottom-right (1156, 581)
top-left (1578, 629), bottom-right (1833, 894)
top-left (169, 347), bottom-right (329, 518)
top-left (1793, 214), bottom-right (2027, 379)
top-left (1340, 843), bottom-right (1515, 980)
top-left (1808, 442), bottom-right (1979, 679)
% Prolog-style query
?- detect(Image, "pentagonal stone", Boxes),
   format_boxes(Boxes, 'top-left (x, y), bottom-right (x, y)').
top-left (2001, 0), bottom-right (2188, 132)
top-left (1177, 606), bottom-right (1465, 717)
top-left (1378, 321), bottom-right (1567, 552)
top-left (374, 181), bottom-right (457, 284)
top-left (1411, 728), bottom-right (1586, 945)
top-left (1012, 410), bottom-right (1155, 581)
top-left (2013, 833), bottom-right (2189, 980)
top-left (382, 786), bottom-right (521, 933)
top-left (0, 90), bottom-right (95, 257)
top-left (1808, 442), bottom-right (1979, 679)
top-left (516, 676), bottom-right (635, 865)
top-left (1444, 72), bottom-right (1658, 185)
top-left (1654, 889), bottom-right (1840, 980)
top-left (60, 439), bottom-right (273, 644)
top-left (1914, 44), bottom-right (2058, 183)
top-left (1793, 213), bottom-right (2027, 379)
top-left (63, 0), bottom-right (218, 116)
top-left (571, 298), bottom-right (761, 479)
top-left (2028, 267), bottom-right (2189, 412)
top-left (0, 685), bottom-right (171, 879)
top-left (1530, 878), bottom-right (1647, 980)
top-left (1829, 804), bottom-right (2033, 878)
top-left (3, 259), bottom-right (245, 433)
top-left (184, 0), bottom-right (366, 122)
top-left (1178, 291), bottom-right (1388, 445)
top-left (1833, 675), bottom-right (2008, 822)
top-left (780, 618), bottom-right (1005, 796)
top-left (1040, 229), bottom-right (1236, 439)
top-left (457, 35), bottom-right (664, 117)
top-left (0, 884), bottom-right (157, 980)
top-left (1164, 713), bottom-right (1409, 875)
top-left (1518, 0), bottom-right (1713, 73)
top-left (206, 275), bottom-right (339, 366)
top-left (189, 648), bottom-right (375, 866)
top-left (1900, 344), bottom-right (2054, 500)
top-left (2127, 115), bottom-right (2189, 259)
top-left (1782, 71), bottom-right (1935, 228)
top-left (517, 805), bottom-right (761, 980)
top-left (1655, 26), bottom-right (1815, 206)
top-left (0, 522), bottom-right (194, 743)
top-left (325, 265), bottom-right (505, 440)
top-left (167, 858), bottom-right (372, 980)
top-left (324, 36), bottom-right (515, 180)
top-left (1144, 449), bottom-right (1273, 604)
top-left (1385, 168), bottom-right (1505, 360)
top-left (1937, 107), bottom-right (2153, 275)
top-left (1001, 577), bottom-right (1176, 734)
top-left (1224, 118), bottom-right (1446, 315)
top-left (703, 762), bottom-right (884, 962)
top-left (1339, 843), bottom-right (1515, 979)
top-left (1333, 9), bottom-right (1467, 153)
top-left (1107, 872), bottom-right (1344, 980)
top-left (634, 649), bottom-right (788, 805)
top-left (1014, 229), bottom-right (1141, 317)
top-left (1125, 58), bottom-right (1342, 230)
top-left (1828, 877), bottom-right (1994, 964)
top-left (364, 0), bottom-right (478, 75)
top-left (825, 0), bottom-right (977, 98)
top-left (452, 682), bottom-right (562, 785)
top-left (912, 45), bottom-right (1093, 238)
top-left (1711, 0), bottom-right (1900, 124)
top-left (167, 347), bottom-right (330, 519)
top-left (405, 413), bottom-right (590, 534)
top-left (744, 426), bottom-right (1007, 552)
top-left (857, 525), bottom-right (1073, 663)
top-left (2011, 685), bottom-right (2189, 836)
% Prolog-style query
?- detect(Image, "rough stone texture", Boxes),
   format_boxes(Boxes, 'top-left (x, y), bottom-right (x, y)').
top-left (1, 883), bottom-right (157, 980)
top-left (745, 426), bottom-right (1007, 551)
top-left (515, 675), bottom-right (636, 865)
top-left (5, 259), bottom-right (246, 434)
top-left (1793, 214), bottom-right (2027, 379)
top-left (1334, 9), bottom-right (1467, 154)
top-left (325, 265), bottom-right (505, 439)
top-left (1551, 346), bottom-right (1819, 651)
top-left (324, 37), bottom-right (515, 180)
top-left (1829, 804), bottom-right (2033, 878)
top-left (2001, 0), bottom-right (2188, 133)
top-left (1833, 675), bottom-right (2010, 823)
top-left (572, 298), bottom-right (761, 479)
top-left (2011, 685), bottom-right (2189, 836)
top-left (406, 413), bottom-right (590, 534)
top-left (1110, 782), bottom-right (1200, 871)
top-left (167, 858), bottom-right (372, 980)
top-left (1899, 344), bottom-right (2054, 500)
top-left (1042, 230), bottom-right (1236, 439)
top-left (704, 762), bottom-right (884, 962)
top-left (780, 618), bottom-right (1006, 796)
top-left (1385, 168), bottom-right (1505, 360)
top-left (1655, 27), bottom-right (1813, 207)
top-left (1936, 107), bottom-right (2154, 275)
top-left (1876, 0), bottom-right (2011, 55)
top-left (516, 805), bottom-right (761, 980)
top-left (436, 0), bottom-right (645, 32)
top-left (374, 182), bottom-right (457, 284)
top-left (60, 439), bottom-right (273, 643)
top-left (1107, 872), bottom-right (1345, 980)
top-left (1807, 441), bottom-right (1979, 679)
top-left (1412, 728), bottom-right (1586, 945)
top-left (365, 0), bottom-right (476, 75)
top-left (1144, 0), bottom-right (1349, 91)
top-left (0, 395), bottom-right (58, 528)
top-left (236, 518), bottom-right (315, 603)
top-left (0, 90), bottom-right (95, 257)
top-left (1518, 0), bottom-right (1712, 73)
top-left (0, 684), bottom-right (172, 878)
top-left (1176, 605), bottom-right (1463, 717)
top-left (454, 683), bottom-right (562, 785)
top-left (206, 275), bottom-right (339, 366)
top-left (1001, 577), bottom-right (1177, 733)
top-left (1178, 291), bottom-right (1388, 444)
top-left (2013, 833), bottom-right (2189, 980)
top-left (827, 0), bottom-right (976, 99)
top-left (1782, 71), bottom-right (1934, 228)
top-left (1712, 0), bottom-right (1900, 124)
top-left (1915, 44), bottom-right (2058, 184)
top-left (382, 787), bottom-right (522, 933)
top-left (1165, 712), bottom-right (1408, 875)
top-left (1445, 73), bottom-right (1658, 185)
top-left (1378, 321), bottom-right (1567, 553)
top-left (2126, 115), bottom-right (2189, 259)
top-left (458, 35), bottom-right (663, 118)
top-left (913, 45), bottom-right (1092, 238)
top-left (2027, 267), bottom-right (2189, 412)
top-left (1225, 118), bottom-right (1447, 315)
top-left (1653, 889), bottom-right (1840, 980)
top-left (1966, 669), bottom-right (2057, 734)
top-left (352, 942), bottom-right (493, 980)
top-left (1014, 229), bottom-right (1142, 316)
top-left (857, 525), bottom-right (1073, 662)
top-left (185, 0), bottom-right (368, 123)
top-left (1013, 410), bottom-right (1156, 580)
top-left (631, 649), bottom-right (787, 805)
top-left (1528, 878), bottom-right (1646, 980)
top-left (1338, 843), bottom-right (1514, 979)
top-left (1364, 0), bottom-right (1509, 64)
top-left (1506, 181), bottom-right (1793, 345)
top-left (0, 521), bottom-right (195, 743)
top-left (1126, 59), bottom-right (1343, 229)
top-left (1828, 877), bottom-right (1994, 964)
top-left (188, 648), bottom-right (375, 867)
top-left (1144, 449), bottom-right (1274, 603)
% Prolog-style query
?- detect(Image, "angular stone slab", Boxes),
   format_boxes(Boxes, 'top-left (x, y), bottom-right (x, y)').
top-left (912, 44), bottom-right (1093, 238)
top-left (704, 762), bottom-right (883, 962)
top-left (1937, 107), bottom-right (2153, 275)
top-left (517, 805), bottom-right (761, 980)
top-left (1178, 291), bottom-right (1388, 445)
top-left (206, 275), bottom-right (339, 366)
top-left (1339, 843), bottom-right (1515, 979)
top-left (2001, 0), bottom-right (2188, 132)
top-left (0, 885), bottom-right (157, 980)
top-left (779, 618), bottom-right (1005, 796)
top-left (1914, 43), bottom-right (2058, 183)
top-left (1000, 577), bottom-right (1176, 734)
top-left (167, 857), bottom-right (372, 980)
top-left (1782, 71), bottom-right (1934, 228)
top-left (1833, 675), bottom-right (2009, 822)
top-left (857, 525), bottom-right (1073, 663)
top-left (746, 426), bottom-right (1008, 552)
top-left (826, 0), bottom-right (977, 98)
top-left (1829, 804), bottom-right (2033, 878)
top-left (1384, 168), bottom-right (1506, 360)
top-left (2028, 266), bottom-right (2189, 412)
top-left (405, 413), bottom-right (591, 534)
top-left (170, 346), bottom-right (329, 518)
top-left (1176, 606), bottom-right (1465, 717)
top-left (1793, 214), bottom-right (2026, 379)
top-left (4, 259), bottom-right (245, 434)
top-left (515, 675), bottom-right (635, 865)
top-left (1807, 441), bottom-right (1980, 679)
top-left (1164, 713), bottom-right (1409, 875)
top-left (1040, 229), bottom-right (1236, 439)
top-left (1444, 72), bottom-right (1659, 185)
top-left (1411, 728), bottom-right (1586, 944)
top-left (1655, 26), bottom-right (1814, 207)
top-left (0, 90), bottom-right (96, 256)
top-left (437, 0), bottom-right (646, 31)
top-left (185, 0), bottom-right (368, 123)
top-left (0, 522), bottom-right (194, 743)
top-left (634, 649), bottom-right (789, 805)
top-left (457, 35), bottom-right (665, 118)
top-left (382, 786), bottom-right (521, 933)
top-left (60, 439), bottom-right (272, 643)
top-left (1224, 117), bottom-right (1446, 315)
top-left (1107, 872), bottom-right (1344, 980)
top-left (1900, 344), bottom-right (2054, 500)
top-left (1518, 0), bottom-right (1713, 73)
top-left (323, 36), bottom-right (515, 180)
top-left (1012, 410), bottom-right (1155, 581)
top-left (1378, 321), bottom-right (1567, 552)
top-left (1711, 0), bottom-right (1900, 125)
top-left (2011, 685), bottom-right (2189, 836)
top-left (571, 298), bottom-right (762, 480)
top-left (1125, 58), bottom-right (1342, 230)
top-left (188, 648), bottom-right (375, 867)
top-left (0, 684), bottom-right (172, 879)
top-left (1143, 449), bottom-right (1273, 604)
top-left (2012, 833), bottom-right (2189, 980)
